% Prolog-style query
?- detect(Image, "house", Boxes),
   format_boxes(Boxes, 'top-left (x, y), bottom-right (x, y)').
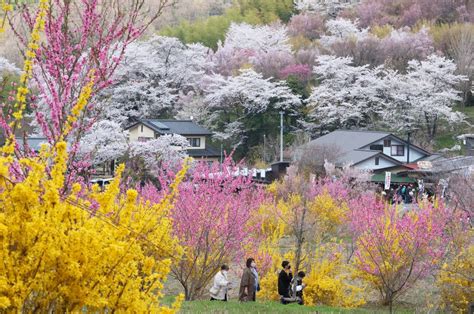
top-left (126, 119), bottom-right (220, 161)
top-left (457, 134), bottom-right (474, 156)
top-left (304, 130), bottom-right (431, 171)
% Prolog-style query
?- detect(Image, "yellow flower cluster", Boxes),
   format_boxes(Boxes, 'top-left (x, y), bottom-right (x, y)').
top-left (0, 142), bottom-right (186, 312)
top-left (258, 183), bottom-right (360, 308)
top-left (304, 249), bottom-right (365, 308)
top-left (2, 0), bottom-right (48, 155)
top-left (62, 71), bottom-right (96, 138)
top-left (0, 1), bottom-right (12, 33)
top-left (438, 232), bottom-right (473, 313)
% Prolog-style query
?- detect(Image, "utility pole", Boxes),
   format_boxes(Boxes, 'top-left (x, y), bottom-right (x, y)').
top-left (279, 111), bottom-right (284, 162)
top-left (407, 131), bottom-right (411, 164)
top-left (263, 134), bottom-right (266, 163)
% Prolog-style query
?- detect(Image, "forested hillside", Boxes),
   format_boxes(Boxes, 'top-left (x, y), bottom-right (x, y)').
top-left (1, 0), bottom-right (473, 162)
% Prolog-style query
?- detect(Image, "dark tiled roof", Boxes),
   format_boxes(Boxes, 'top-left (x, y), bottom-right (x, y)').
top-left (127, 119), bottom-right (213, 136)
top-left (187, 147), bottom-right (220, 158)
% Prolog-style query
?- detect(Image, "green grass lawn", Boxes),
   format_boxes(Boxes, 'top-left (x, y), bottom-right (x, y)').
top-left (162, 298), bottom-right (415, 314)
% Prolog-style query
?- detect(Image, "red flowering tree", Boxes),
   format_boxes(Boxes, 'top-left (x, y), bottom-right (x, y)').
top-left (141, 157), bottom-right (268, 300)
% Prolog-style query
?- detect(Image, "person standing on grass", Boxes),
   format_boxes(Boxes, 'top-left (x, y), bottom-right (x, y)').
top-left (210, 264), bottom-right (231, 301)
top-left (294, 271), bottom-right (306, 305)
top-left (239, 258), bottom-right (259, 302)
top-left (278, 261), bottom-right (293, 304)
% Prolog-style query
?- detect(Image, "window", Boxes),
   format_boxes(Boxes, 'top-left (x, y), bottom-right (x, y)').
top-left (141, 124), bottom-right (143, 132)
top-left (391, 145), bottom-right (404, 156)
top-left (384, 139), bottom-right (391, 147)
top-left (188, 138), bottom-right (201, 147)
top-left (370, 144), bottom-right (383, 151)
top-left (375, 157), bottom-right (380, 165)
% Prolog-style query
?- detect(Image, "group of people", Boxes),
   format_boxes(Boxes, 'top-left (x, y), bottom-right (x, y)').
top-left (209, 258), bottom-right (306, 305)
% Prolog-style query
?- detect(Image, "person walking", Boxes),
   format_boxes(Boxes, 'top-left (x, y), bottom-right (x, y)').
top-left (239, 258), bottom-right (258, 302)
top-left (210, 265), bottom-right (231, 301)
top-left (278, 261), bottom-right (293, 304)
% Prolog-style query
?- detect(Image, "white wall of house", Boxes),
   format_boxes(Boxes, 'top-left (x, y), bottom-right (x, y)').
top-left (186, 136), bottom-right (206, 149)
top-left (128, 124), bottom-right (155, 142)
top-left (361, 138), bottom-right (425, 163)
top-left (355, 156), bottom-right (398, 170)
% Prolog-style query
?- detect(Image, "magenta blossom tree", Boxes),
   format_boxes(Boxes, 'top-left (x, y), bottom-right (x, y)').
top-left (348, 195), bottom-right (463, 313)
top-left (141, 157), bottom-right (268, 300)
top-left (2, 0), bottom-right (173, 186)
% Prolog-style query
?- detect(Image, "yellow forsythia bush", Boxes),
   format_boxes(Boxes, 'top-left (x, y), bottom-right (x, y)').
top-left (438, 241), bottom-right (474, 313)
top-left (0, 142), bottom-right (185, 312)
top-left (304, 251), bottom-right (365, 308)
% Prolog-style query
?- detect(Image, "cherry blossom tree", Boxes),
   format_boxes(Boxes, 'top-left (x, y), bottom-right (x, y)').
top-left (141, 157), bottom-right (267, 300)
top-left (212, 22), bottom-right (292, 77)
top-left (97, 36), bottom-right (214, 124)
top-left (383, 55), bottom-right (466, 140)
top-left (0, 56), bottom-right (19, 75)
top-left (329, 26), bottom-right (434, 71)
top-left (308, 55), bottom-right (386, 129)
top-left (355, 0), bottom-right (473, 28)
top-left (202, 69), bottom-right (302, 150)
top-left (221, 22), bottom-right (292, 53)
top-left (78, 120), bottom-right (128, 165)
top-left (308, 54), bottom-right (465, 141)
top-left (287, 12), bottom-right (325, 40)
top-left (319, 18), bottom-right (368, 48)
top-left (295, 0), bottom-right (357, 16)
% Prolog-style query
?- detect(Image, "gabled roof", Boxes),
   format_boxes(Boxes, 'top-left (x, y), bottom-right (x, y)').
top-left (310, 130), bottom-right (390, 152)
top-left (126, 119), bottom-right (213, 136)
top-left (307, 130), bottom-right (430, 166)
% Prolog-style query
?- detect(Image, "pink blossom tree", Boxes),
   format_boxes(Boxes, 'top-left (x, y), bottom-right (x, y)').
top-left (355, 0), bottom-right (473, 28)
top-left (141, 157), bottom-right (268, 300)
top-left (2, 0), bottom-right (174, 186)
top-left (348, 195), bottom-right (461, 313)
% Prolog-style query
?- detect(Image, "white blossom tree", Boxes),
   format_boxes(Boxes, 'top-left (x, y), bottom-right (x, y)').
top-left (0, 57), bottom-right (20, 75)
top-left (319, 18), bottom-right (369, 48)
top-left (221, 23), bottom-right (291, 53)
top-left (308, 54), bottom-right (466, 141)
top-left (213, 22), bottom-right (292, 77)
top-left (97, 36), bottom-right (214, 124)
top-left (79, 120), bottom-right (129, 164)
top-left (308, 55), bottom-right (386, 129)
top-left (294, 0), bottom-right (358, 16)
top-left (129, 134), bottom-right (190, 170)
top-left (383, 55), bottom-right (466, 140)
top-left (202, 69), bottom-right (302, 146)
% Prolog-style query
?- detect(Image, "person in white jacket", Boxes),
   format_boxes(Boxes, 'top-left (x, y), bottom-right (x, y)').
top-left (210, 265), bottom-right (231, 301)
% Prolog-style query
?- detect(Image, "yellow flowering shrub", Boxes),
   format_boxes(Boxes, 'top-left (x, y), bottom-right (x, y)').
top-left (258, 180), bottom-right (361, 308)
top-left (0, 142), bottom-right (186, 312)
top-left (438, 234), bottom-right (474, 313)
top-left (304, 248), bottom-right (365, 308)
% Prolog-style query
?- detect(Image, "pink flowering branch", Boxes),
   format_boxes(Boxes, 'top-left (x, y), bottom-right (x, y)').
top-left (141, 156), bottom-right (268, 300)
top-left (1, 0), bottom-right (175, 184)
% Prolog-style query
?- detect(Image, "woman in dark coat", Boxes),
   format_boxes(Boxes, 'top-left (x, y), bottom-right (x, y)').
top-left (239, 258), bottom-right (258, 302)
